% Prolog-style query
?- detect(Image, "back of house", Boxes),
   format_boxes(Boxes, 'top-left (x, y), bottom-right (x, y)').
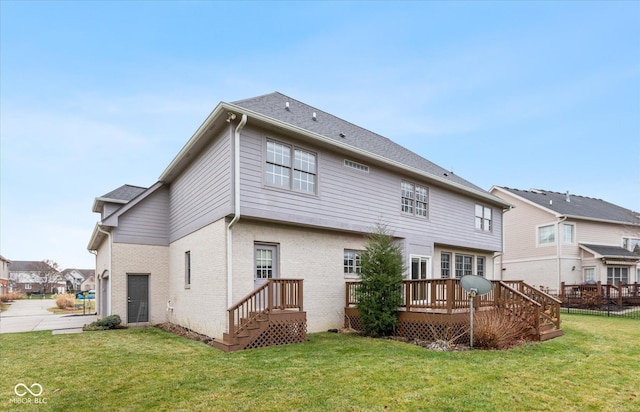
top-left (88, 92), bottom-right (510, 342)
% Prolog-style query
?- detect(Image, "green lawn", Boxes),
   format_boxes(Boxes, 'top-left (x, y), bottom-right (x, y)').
top-left (1, 314), bottom-right (638, 411)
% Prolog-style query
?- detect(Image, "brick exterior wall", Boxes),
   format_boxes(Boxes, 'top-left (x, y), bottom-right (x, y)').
top-left (167, 219), bottom-right (228, 338)
top-left (110, 243), bottom-right (169, 325)
top-left (232, 220), bottom-right (367, 334)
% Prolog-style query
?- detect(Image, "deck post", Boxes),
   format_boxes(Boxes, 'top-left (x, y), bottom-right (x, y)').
top-left (405, 281), bottom-right (412, 311)
top-left (298, 279), bottom-right (303, 311)
top-left (446, 278), bottom-right (454, 314)
top-left (560, 282), bottom-right (565, 300)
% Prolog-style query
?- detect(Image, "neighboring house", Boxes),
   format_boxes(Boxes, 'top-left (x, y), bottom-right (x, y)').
top-left (81, 274), bottom-right (95, 291)
top-left (0, 255), bottom-right (10, 296)
top-left (62, 269), bottom-right (96, 292)
top-left (490, 187), bottom-right (640, 294)
top-left (8, 260), bottom-right (66, 294)
top-left (88, 92), bottom-right (510, 346)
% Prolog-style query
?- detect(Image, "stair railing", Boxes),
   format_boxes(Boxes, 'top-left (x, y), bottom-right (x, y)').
top-left (227, 279), bottom-right (303, 337)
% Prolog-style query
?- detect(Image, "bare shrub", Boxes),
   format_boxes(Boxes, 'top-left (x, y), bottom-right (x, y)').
top-left (55, 294), bottom-right (76, 309)
top-left (473, 308), bottom-right (532, 349)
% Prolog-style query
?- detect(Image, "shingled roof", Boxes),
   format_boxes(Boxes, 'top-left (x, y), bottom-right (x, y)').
top-left (580, 244), bottom-right (640, 259)
top-left (498, 187), bottom-right (640, 225)
top-left (99, 184), bottom-right (147, 202)
top-left (232, 92), bottom-right (486, 194)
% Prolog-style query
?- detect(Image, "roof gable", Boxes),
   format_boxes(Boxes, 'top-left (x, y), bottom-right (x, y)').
top-left (498, 187), bottom-right (640, 225)
top-left (92, 184), bottom-right (148, 214)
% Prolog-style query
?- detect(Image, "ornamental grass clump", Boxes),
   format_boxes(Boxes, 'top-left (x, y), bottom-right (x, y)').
top-left (355, 224), bottom-right (404, 337)
top-left (55, 293), bottom-right (76, 309)
top-left (473, 308), bottom-right (532, 349)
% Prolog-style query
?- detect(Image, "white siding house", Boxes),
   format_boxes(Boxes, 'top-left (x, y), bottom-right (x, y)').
top-left (490, 187), bottom-right (640, 294)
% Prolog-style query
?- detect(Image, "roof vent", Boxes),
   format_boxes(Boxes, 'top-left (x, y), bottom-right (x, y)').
top-left (339, 132), bottom-right (345, 138)
top-left (285, 102), bottom-right (290, 111)
top-left (312, 112), bottom-right (317, 121)
top-left (566, 190), bottom-right (571, 202)
top-left (550, 200), bottom-right (553, 205)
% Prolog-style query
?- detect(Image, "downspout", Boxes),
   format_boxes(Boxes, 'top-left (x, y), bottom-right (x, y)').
top-left (556, 216), bottom-right (567, 294)
top-left (227, 114), bottom-right (248, 308)
top-left (96, 224), bottom-right (112, 316)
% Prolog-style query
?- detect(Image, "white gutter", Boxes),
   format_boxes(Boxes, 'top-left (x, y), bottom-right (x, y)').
top-left (556, 216), bottom-right (567, 293)
top-left (95, 224), bottom-right (112, 316)
top-left (227, 114), bottom-right (248, 308)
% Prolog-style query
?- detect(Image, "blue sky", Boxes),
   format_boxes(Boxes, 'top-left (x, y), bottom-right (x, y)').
top-left (1, 1), bottom-right (639, 269)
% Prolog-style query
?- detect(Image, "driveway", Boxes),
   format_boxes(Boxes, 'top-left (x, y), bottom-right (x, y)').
top-left (0, 298), bottom-right (97, 334)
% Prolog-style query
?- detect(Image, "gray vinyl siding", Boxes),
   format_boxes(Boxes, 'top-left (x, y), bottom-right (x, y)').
top-left (238, 126), bottom-right (503, 252)
top-left (113, 187), bottom-right (170, 245)
top-left (169, 128), bottom-right (233, 242)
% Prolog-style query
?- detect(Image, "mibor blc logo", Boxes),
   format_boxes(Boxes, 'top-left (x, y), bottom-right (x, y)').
top-left (11, 383), bottom-right (47, 404)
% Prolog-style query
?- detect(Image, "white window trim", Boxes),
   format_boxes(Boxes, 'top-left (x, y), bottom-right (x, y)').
top-left (474, 204), bottom-right (493, 232)
top-left (562, 223), bottom-right (576, 244)
top-left (408, 255), bottom-right (432, 280)
top-left (537, 223), bottom-right (557, 247)
top-left (264, 138), bottom-right (318, 195)
top-left (343, 249), bottom-right (363, 279)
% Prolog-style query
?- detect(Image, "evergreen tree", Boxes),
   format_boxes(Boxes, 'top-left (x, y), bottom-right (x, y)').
top-left (356, 224), bottom-right (404, 337)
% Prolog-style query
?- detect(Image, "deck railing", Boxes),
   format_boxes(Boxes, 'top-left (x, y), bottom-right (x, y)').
top-left (346, 279), bottom-right (557, 333)
top-left (347, 279), bottom-right (530, 312)
top-left (228, 279), bottom-right (303, 336)
top-left (503, 280), bottom-right (562, 330)
top-left (560, 282), bottom-right (640, 307)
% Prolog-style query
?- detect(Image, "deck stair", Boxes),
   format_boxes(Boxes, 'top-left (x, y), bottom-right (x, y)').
top-left (212, 279), bottom-right (306, 352)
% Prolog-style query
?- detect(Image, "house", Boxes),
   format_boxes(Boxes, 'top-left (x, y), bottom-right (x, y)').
top-left (61, 269), bottom-right (95, 292)
top-left (88, 92), bottom-right (516, 348)
top-left (0, 255), bottom-right (10, 296)
top-left (8, 260), bottom-right (65, 294)
top-left (81, 274), bottom-right (95, 291)
top-left (490, 187), bottom-right (640, 294)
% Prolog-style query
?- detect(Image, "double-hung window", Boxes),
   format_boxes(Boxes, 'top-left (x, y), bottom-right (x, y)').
top-left (475, 204), bottom-right (492, 231)
top-left (266, 140), bottom-right (316, 193)
top-left (401, 181), bottom-right (428, 218)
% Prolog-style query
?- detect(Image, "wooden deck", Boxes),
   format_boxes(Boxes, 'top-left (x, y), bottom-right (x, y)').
top-left (345, 279), bottom-right (563, 342)
top-left (560, 282), bottom-right (640, 307)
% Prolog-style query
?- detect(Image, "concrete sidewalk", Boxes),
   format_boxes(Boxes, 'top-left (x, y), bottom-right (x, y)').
top-left (0, 299), bottom-right (97, 334)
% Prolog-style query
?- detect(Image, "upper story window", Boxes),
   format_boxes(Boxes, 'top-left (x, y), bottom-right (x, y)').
top-left (401, 181), bottom-right (428, 218)
top-left (475, 204), bottom-right (492, 231)
top-left (538, 224), bottom-right (555, 245)
top-left (563, 223), bottom-right (575, 244)
top-left (266, 140), bottom-right (317, 194)
top-left (622, 237), bottom-right (640, 252)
